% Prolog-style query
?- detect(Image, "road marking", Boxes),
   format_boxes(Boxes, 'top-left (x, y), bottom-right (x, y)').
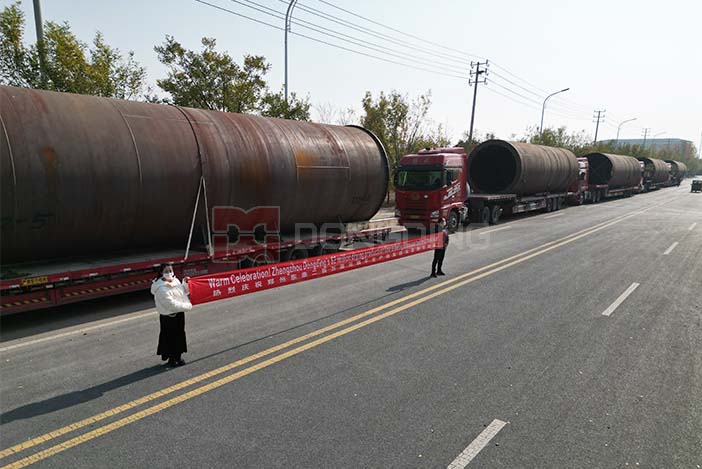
top-left (0, 310), bottom-right (156, 353)
top-left (663, 242), bottom-right (679, 255)
top-left (602, 283), bottom-right (640, 317)
top-left (480, 226), bottom-right (511, 235)
top-left (544, 213), bottom-right (563, 219)
top-left (689, 222), bottom-right (697, 231)
top-left (447, 419), bottom-right (507, 468)
top-left (0, 202), bottom-right (665, 467)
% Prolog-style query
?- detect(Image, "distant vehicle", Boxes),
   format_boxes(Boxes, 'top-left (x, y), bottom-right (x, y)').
top-left (691, 179), bottom-right (702, 193)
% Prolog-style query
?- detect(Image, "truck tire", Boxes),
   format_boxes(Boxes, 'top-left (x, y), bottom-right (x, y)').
top-left (545, 198), bottom-right (553, 212)
top-left (447, 210), bottom-right (459, 233)
top-left (480, 206), bottom-right (490, 225)
top-left (489, 205), bottom-right (502, 225)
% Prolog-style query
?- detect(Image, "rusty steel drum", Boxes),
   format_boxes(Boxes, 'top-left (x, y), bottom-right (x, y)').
top-left (665, 160), bottom-right (688, 178)
top-left (0, 86), bottom-right (389, 264)
top-left (636, 157), bottom-right (669, 183)
top-left (583, 152), bottom-right (641, 188)
top-left (467, 139), bottom-right (578, 195)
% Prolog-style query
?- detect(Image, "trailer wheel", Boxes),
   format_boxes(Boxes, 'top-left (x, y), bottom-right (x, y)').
top-left (480, 206), bottom-right (490, 225)
top-left (447, 210), bottom-right (459, 233)
top-left (489, 205), bottom-right (502, 225)
top-left (545, 198), bottom-right (553, 212)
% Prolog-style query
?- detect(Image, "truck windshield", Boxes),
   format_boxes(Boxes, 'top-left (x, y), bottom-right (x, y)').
top-left (396, 170), bottom-right (443, 190)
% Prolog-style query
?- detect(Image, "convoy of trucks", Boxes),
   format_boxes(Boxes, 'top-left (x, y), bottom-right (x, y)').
top-left (395, 140), bottom-right (689, 230)
top-left (0, 85), bottom-right (692, 314)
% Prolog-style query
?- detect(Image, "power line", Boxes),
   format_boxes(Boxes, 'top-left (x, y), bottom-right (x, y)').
top-left (316, 0), bottom-right (486, 61)
top-left (275, 0), bottom-right (475, 66)
top-left (232, 0), bottom-right (466, 75)
top-left (195, 0), bottom-right (467, 79)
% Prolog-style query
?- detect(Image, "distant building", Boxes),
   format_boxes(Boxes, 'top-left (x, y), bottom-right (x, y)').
top-left (605, 138), bottom-right (691, 151)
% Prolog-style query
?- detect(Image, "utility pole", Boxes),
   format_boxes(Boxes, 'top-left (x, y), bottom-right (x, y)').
top-left (592, 109), bottom-right (606, 144)
top-left (468, 60), bottom-right (488, 146)
top-left (33, 0), bottom-right (47, 87)
top-left (284, 0), bottom-right (299, 103)
top-left (641, 128), bottom-right (650, 148)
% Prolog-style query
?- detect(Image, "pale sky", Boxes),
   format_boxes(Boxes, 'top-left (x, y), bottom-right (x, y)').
top-left (16, 0), bottom-right (702, 148)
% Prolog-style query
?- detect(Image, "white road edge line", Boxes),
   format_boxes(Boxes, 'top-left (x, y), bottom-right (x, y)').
top-left (0, 309), bottom-right (156, 353)
top-left (479, 226), bottom-right (512, 235)
top-left (544, 213), bottom-right (564, 219)
top-left (447, 419), bottom-right (507, 468)
top-left (689, 222), bottom-right (697, 231)
top-left (602, 283), bottom-right (640, 317)
top-left (663, 242), bottom-right (679, 255)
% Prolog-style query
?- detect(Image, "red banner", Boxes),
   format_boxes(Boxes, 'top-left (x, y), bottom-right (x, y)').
top-left (189, 233), bottom-right (444, 305)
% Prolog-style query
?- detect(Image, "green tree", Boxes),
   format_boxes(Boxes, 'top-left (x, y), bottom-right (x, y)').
top-left (155, 35), bottom-right (310, 120)
top-left (360, 90), bottom-right (432, 169)
top-left (0, 1), bottom-right (147, 98)
top-left (260, 88), bottom-right (310, 121)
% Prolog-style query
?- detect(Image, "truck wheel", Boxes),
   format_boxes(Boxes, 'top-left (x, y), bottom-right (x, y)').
top-left (480, 207), bottom-right (490, 225)
top-left (489, 205), bottom-right (502, 225)
top-left (545, 198), bottom-right (553, 212)
top-left (447, 210), bottom-right (459, 233)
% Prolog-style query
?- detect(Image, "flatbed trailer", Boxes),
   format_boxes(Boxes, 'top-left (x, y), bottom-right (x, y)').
top-left (0, 225), bottom-right (391, 315)
top-left (467, 192), bottom-right (567, 225)
top-left (583, 184), bottom-right (637, 203)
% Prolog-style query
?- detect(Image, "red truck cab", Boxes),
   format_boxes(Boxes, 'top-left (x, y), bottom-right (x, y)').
top-left (394, 148), bottom-right (469, 232)
top-left (567, 157), bottom-right (590, 205)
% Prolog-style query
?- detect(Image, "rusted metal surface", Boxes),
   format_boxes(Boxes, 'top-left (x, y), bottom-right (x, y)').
top-left (665, 160), bottom-right (688, 178)
top-left (583, 152), bottom-right (641, 188)
top-left (0, 85), bottom-right (388, 264)
top-left (467, 139), bottom-right (578, 195)
top-left (636, 157), bottom-right (669, 184)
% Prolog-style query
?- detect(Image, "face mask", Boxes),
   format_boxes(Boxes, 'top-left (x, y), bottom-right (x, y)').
top-left (163, 272), bottom-right (174, 280)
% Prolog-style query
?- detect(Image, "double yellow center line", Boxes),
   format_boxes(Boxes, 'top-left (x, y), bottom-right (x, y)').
top-left (0, 202), bottom-right (663, 468)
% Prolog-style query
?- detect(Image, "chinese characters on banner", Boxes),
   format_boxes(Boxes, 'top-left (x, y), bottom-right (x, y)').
top-left (189, 233), bottom-right (444, 305)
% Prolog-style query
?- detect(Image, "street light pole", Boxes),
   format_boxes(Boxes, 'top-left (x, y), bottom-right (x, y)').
top-left (615, 117), bottom-right (637, 144)
top-left (32, 0), bottom-right (47, 87)
top-left (284, 0), bottom-right (299, 103)
top-left (540, 87), bottom-right (569, 137)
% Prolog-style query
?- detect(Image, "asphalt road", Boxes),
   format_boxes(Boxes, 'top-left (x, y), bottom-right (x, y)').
top-left (1, 182), bottom-right (700, 468)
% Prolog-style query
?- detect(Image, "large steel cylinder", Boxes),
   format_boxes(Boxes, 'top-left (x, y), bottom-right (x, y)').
top-left (466, 140), bottom-right (578, 195)
top-left (636, 157), bottom-right (669, 183)
top-left (583, 152), bottom-right (641, 188)
top-left (665, 160), bottom-right (688, 177)
top-left (0, 86), bottom-right (389, 264)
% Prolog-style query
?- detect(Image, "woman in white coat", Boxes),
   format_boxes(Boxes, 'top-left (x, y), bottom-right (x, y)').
top-left (151, 263), bottom-right (192, 366)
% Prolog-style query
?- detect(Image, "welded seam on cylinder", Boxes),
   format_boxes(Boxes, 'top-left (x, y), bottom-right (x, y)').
top-left (107, 100), bottom-right (144, 241)
top-left (0, 110), bottom-right (17, 229)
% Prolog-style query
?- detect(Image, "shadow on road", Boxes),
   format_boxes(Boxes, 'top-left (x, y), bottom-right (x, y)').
top-left (386, 276), bottom-right (431, 292)
top-left (0, 365), bottom-right (166, 424)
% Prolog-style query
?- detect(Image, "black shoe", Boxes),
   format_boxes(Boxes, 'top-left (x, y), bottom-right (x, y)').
top-left (430, 273), bottom-right (437, 278)
top-left (175, 358), bottom-right (186, 366)
top-left (166, 358), bottom-right (177, 367)
top-left (437, 271), bottom-right (446, 276)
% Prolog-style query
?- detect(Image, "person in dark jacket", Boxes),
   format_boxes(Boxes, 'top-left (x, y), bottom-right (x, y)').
top-left (431, 218), bottom-right (449, 277)
top-left (151, 263), bottom-right (192, 366)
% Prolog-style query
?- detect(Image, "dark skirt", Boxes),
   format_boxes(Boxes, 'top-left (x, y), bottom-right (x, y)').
top-left (157, 312), bottom-right (187, 360)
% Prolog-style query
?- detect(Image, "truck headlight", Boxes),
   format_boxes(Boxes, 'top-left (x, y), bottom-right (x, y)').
top-left (430, 210), bottom-right (440, 217)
